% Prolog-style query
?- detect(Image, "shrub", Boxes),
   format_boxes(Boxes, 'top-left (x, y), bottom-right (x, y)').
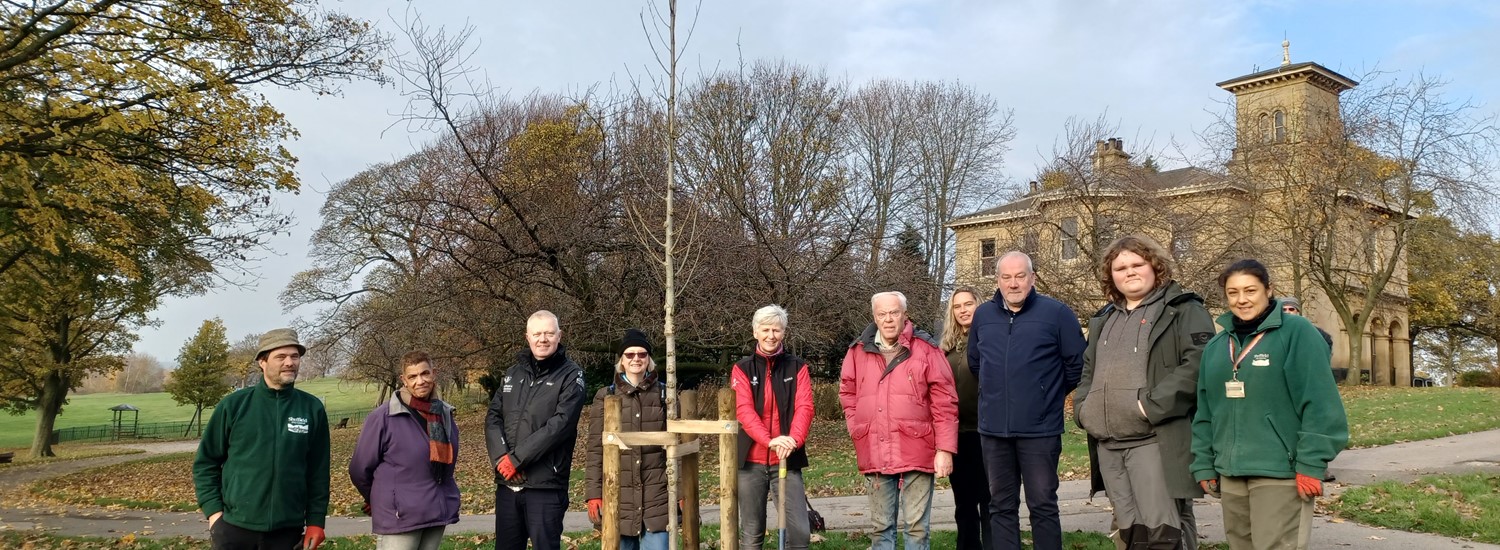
top-left (812, 381), bottom-right (845, 421)
top-left (1456, 369), bottom-right (1500, 387)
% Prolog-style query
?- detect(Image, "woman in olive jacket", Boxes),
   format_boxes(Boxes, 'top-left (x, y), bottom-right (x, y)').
top-left (585, 329), bottom-right (672, 550)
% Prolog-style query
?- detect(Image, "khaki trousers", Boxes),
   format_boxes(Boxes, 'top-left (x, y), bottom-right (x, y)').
top-left (1219, 476), bottom-right (1313, 550)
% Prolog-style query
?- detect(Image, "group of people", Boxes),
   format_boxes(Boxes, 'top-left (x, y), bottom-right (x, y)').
top-left (734, 236), bottom-right (1348, 550)
top-left (189, 235), bottom-right (1347, 550)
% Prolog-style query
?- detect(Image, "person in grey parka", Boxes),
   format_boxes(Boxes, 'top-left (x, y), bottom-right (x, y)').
top-left (1075, 235), bottom-right (1215, 550)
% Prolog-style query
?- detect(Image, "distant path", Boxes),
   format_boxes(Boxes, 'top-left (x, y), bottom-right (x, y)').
top-left (0, 441), bottom-right (197, 493)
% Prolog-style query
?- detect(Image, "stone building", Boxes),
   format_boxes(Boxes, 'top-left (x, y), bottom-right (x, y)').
top-left (948, 50), bottom-right (1412, 386)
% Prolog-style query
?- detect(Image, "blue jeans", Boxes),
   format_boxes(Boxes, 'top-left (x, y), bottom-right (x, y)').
top-left (865, 471), bottom-right (935, 550)
top-left (619, 529), bottom-right (669, 550)
top-left (981, 435), bottom-right (1062, 550)
top-left (375, 526), bottom-right (446, 550)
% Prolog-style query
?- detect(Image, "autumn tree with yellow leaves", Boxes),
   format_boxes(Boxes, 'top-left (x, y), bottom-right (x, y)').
top-left (0, 0), bottom-right (388, 457)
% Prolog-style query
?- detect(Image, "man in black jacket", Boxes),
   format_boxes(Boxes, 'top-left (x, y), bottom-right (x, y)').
top-left (486, 310), bottom-right (587, 550)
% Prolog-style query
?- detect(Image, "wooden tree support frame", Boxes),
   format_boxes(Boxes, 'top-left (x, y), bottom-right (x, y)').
top-left (600, 388), bottom-right (740, 550)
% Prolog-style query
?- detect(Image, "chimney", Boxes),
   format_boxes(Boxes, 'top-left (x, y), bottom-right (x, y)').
top-left (1028, 180), bottom-right (1039, 194)
top-left (1092, 137), bottom-right (1131, 171)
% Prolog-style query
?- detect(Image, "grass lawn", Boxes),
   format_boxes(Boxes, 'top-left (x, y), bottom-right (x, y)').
top-left (1, 527), bottom-right (1225, 549)
top-left (1341, 386), bottom-right (1500, 447)
top-left (0, 377), bottom-right (385, 449)
top-left (25, 385), bottom-right (1500, 517)
top-left (1328, 473), bottom-right (1500, 544)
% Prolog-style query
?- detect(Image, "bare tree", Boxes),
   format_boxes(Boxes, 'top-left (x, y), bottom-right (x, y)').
top-left (843, 79), bottom-right (918, 273)
top-left (1227, 71), bottom-right (1500, 383)
top-left (907, 81), bottom-right (1015, 319)
top-left (118, 352), bottom-right (166, 394)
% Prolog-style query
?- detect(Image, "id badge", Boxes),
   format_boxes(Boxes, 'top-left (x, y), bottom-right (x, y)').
top-left (1225, 380), bottom-right (1246, 399)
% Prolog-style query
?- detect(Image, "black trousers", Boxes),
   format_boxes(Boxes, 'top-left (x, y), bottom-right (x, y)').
top-left (951, 431), bottom-right (993, 550)
top-left (981, 435), bottom-right (1062, 550)
top-left (209, 519), bottom-right (302, 550)
top-left (496, 487), bottom-right (568, 550)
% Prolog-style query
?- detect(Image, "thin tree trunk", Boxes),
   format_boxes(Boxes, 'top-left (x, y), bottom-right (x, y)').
top-left (663, 5), bottom-right (681, 550)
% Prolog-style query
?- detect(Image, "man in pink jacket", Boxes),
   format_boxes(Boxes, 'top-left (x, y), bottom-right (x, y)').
top-left (840, 291), bottom-right (960, 550)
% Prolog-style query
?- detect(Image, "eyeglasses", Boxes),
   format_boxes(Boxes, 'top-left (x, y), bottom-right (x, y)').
top-left (623, 351), bottom-right (649, 359)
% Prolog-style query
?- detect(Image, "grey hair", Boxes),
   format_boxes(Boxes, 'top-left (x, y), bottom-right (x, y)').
top-left (526, 310), bottom-right (561, 332)
top-left (751, 304), bottom-right (789, 331)
top-left (870, 291), bottom-right (908, 311)
top-left (998, 251), bottom-right (1035, 273)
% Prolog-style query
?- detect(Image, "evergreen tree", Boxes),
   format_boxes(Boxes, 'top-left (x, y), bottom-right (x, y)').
top-left (165, 319), bottom-right (233, 436)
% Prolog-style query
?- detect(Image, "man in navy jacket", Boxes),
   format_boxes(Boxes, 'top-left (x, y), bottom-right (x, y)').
top-left (968, 251), bottom-right (1085, 550)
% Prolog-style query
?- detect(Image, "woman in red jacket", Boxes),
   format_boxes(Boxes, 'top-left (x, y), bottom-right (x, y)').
top-left (731, 305), bottom-right (814, 550)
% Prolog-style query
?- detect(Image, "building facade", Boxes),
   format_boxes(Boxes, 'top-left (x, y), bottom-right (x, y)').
top-left (949, 55), bottom-right (1412, 386)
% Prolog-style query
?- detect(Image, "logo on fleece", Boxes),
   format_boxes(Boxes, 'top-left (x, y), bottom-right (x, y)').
top-left (287, 416), bottom-right (309, 434)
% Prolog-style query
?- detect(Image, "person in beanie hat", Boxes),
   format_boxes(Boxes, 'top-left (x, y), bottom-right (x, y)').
top-left (586, 329), bottom-right (674, 550)
top-left (194, 328), bottom-right (331, 550)
top-left (1279, 297), bottom-right (1333, 349)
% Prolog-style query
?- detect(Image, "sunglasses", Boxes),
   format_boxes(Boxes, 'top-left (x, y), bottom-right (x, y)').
top-left (623, 351), bottom-right (650, 359)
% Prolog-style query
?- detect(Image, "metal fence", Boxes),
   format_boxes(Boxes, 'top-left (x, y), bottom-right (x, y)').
top-left (52, 407), bottom-right (375, 444)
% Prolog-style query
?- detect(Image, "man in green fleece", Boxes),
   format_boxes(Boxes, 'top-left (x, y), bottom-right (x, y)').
top-left (194, 328), bottom-right (331, 550)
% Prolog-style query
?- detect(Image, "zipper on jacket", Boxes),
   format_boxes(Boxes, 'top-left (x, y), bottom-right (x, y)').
top-left (1264, 414), bottom-right (1296, 469)
top-left (762, 355), bottom-right (777, 464)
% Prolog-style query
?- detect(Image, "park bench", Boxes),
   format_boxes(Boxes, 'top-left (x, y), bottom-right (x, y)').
top-left (0, 451), bottom-right (15, 463)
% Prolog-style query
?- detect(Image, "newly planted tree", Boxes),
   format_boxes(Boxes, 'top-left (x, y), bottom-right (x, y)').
top-left (165, 319), bottom-right (233, 436)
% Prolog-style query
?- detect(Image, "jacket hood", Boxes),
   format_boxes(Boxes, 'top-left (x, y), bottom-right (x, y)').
top-left (615, 369), bottom-right (660, 393)
top-left (387, 388), bottom-right (453, 417)
top-left (1090, 281), bottom-right (1203, 320)
top-left (854, 320), bottom-right (937, 352)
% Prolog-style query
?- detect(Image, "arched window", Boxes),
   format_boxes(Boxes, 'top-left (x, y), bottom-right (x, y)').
top-left (1273, 110), bottom-right (1287, 142)
top-left (1258, 113), bottom-right (1272, 143)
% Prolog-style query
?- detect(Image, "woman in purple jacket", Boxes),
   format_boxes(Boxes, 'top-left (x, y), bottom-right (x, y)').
top-left (350, 351), bottom-right (461, 550)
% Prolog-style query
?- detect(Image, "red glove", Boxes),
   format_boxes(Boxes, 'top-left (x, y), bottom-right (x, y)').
top-left (361, 501), bottom-right (371, 516)
top-left (302, 526), bottom-right (326, 550)
top-left (1295, 473), bottom-right (1322, 500)
top-left (587, 498), bottom-right (603, 524)
top-left (1199, 478), bottom-right (1220, 498)
top-left (497, 454), bottom-right (519, 480)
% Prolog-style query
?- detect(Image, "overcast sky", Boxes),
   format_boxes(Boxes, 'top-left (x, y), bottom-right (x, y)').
top-left (132, 0), bottom-right (1500, 365)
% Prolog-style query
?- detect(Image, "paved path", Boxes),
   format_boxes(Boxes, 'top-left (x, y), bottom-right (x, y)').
top-left (2, 433), bottom-right (1498, 547)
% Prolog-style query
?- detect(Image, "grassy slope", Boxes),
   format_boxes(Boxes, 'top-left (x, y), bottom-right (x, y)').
top-left (0, 378), bottom-right (384, 449)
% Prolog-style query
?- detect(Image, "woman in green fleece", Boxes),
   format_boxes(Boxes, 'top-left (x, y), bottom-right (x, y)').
top-left (1191, 259), bottom-right (1348, 550)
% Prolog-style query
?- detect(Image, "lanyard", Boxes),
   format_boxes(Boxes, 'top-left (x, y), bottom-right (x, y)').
top-left (1227, 332), bottom-right (1266, 380)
